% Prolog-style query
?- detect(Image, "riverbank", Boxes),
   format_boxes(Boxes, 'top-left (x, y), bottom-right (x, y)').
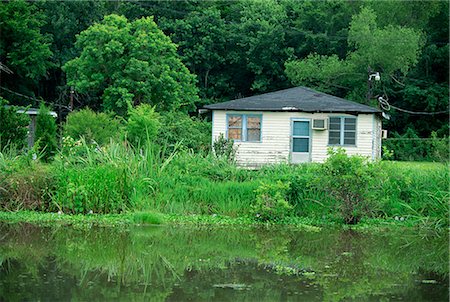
top-left (1, 143), bottom-right (448, 228)
top-left (0, 210), bottom-right (439, 232)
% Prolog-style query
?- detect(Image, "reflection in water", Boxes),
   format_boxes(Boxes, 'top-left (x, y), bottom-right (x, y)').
top-left (0, 223), bottom-right (448, 301)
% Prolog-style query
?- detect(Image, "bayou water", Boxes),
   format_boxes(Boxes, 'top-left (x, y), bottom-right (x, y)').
top-left (0, 223), bottom-right (448, 301)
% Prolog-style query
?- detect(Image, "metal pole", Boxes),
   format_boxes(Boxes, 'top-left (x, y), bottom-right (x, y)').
top-left (69, 86), bottom-right (74, 111)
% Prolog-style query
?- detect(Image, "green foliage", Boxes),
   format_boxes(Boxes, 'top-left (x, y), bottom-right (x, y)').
top-left (64, 108), bottom-right (122, 145)
top-left (0, 164), bottom-right (53, 211)
top-left (0, 141), bottom-right (448, 227)
top-left (53, 163), bottom-right (131, 214)
top-left (0, 0), bottom-right (52, 83)
top-left (347, 7), bottom-right (423, 75)
top-left (63, 14), bottom-right (199, 115)
top-left (319, 148), bottom-right (378, 224)
top-left (251, 181), bottom-right (293, 222)
top-left (376, 161), bottom-right (449, 228)
top-left (126, 104), bottom-right (160, 147)
top-left (131, 211), bottom-right (165, 225)
top-left (157, 111), bottom-right (211, 154)
top-left (160, 6), bottom-right (228, 101)
top-left (383, 128), bottom-right (449, 162)
top-left (0, 97), bottom-right (30, 149)
top-left (286, 7), bottom-right (424, 103)
top-left (232, 0), bottom-right (293, 92)
top-left (212, 133), bottom-right (237, 163)
top-left (35, 104), bottom-right (57, 161)
top-left (285, 54), bottom-right (354, 93)
top-left (382, 145), bottom-right (394, 160)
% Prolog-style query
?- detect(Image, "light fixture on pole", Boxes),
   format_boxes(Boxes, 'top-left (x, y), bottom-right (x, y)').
top-left (369, 72), bottom-right (380, 82)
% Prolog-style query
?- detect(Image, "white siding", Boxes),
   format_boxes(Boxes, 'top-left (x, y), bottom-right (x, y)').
top-left (212, 110), bottom-right (380, 167)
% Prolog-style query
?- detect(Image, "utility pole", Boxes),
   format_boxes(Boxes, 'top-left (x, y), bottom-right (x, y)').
top-left (69, 86), bottom-right (74, 111)
top-left (367, 67), bottom-right (380, 105)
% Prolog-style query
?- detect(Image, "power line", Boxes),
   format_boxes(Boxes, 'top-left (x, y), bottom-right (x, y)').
top-left (378, 96), bottom-right (448, 115)
top-left (0, 86), bottom-right (71, 110)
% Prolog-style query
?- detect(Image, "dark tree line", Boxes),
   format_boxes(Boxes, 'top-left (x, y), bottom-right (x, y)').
top-left (0, 0), bottom-right (448, 137)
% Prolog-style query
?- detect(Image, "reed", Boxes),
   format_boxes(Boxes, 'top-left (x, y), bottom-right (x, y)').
top-left (0, 140), bottom-right (448, 227)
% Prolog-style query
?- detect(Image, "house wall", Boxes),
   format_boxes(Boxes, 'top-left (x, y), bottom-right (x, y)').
top-left (212, 110), bottom-right (381, 167)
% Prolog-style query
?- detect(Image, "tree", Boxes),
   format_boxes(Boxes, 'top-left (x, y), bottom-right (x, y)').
top-left (126, 104), bottom-right (160, 147)
top-left (35, 104), bottom-right (57, 161)
top-left (0, 0), bottom-right (52, 96)
top-left (285, 8), bottom-right (423, 103)
top-left (160, 6), bottom-right (229, 102)
top-left (64, 109), bottom-right (122, 145)
top-left (0, 97), bottom-right (30, 149)
top-left (231, 0), bottom-right (293, 93)
top-left (63, 14), bottom-right (199, 115)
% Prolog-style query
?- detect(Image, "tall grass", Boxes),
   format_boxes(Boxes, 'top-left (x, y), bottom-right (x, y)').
top-left (0, 140), bottom-right (448, 226)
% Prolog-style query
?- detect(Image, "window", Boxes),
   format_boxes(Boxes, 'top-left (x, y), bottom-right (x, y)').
top-left (328, 117), bottom-right (356, 146)
top-left (227, 114), bottom-right (261, 142)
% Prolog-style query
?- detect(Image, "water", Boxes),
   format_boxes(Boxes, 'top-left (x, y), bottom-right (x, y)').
top-left (0, 223), bottom-right (448, 301)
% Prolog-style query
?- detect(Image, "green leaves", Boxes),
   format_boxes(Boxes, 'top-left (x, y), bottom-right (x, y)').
top-left (0, 97), bottom-right (30, 149)
top-left (285, 7), bottom-right (424, 102)
top-left (126, 104), bottom-right (160, 147)
top-left (64, 14), bottom-right (199, 115)
top-left (35, 104), bottom-right (57, 161)
top-left (348, 8), bottom-right (423, 75)
top-left (0, 0), bottom-right (52, 90)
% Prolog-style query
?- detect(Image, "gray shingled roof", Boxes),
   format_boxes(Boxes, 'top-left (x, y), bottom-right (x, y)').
top-left (204, 86), bottom-right (381, 114)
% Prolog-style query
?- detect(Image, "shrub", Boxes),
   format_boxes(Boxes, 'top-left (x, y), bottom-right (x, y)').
top-left (251, 181), bottom-right (293, 222)
top-left (319, 148), bottom-right (378, 224)
top-left (157, 111), bottom-right (211, 154)
top-left (0, 164), bottom-right (54, 211)
top-left (53, 163), bottom-right (131, 214)
top-left (430, 132), bottom-right (449, 162)
top-left (213, 133), bottom-right (237, 163)
top-left (383, 128), bottom-right (449, 162)
top-left (35, 104), bottom-right (57, 161)
top-left (64, 108), bottom-right (123, 145)
top-left (0, 97), bottom-right (30, 149)
top-left (126, 104), bottom-right (160, 146)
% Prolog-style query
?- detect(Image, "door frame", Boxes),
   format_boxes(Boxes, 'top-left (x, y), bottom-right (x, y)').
top-left (290, 118), bottom-right (312, 163)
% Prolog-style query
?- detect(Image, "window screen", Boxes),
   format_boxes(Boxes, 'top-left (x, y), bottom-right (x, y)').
top-left (328, 117), bottom-right (356, 146)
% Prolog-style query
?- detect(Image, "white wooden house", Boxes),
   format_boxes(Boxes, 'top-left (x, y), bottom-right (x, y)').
top-left (204, 87), bottom-right (382, 167)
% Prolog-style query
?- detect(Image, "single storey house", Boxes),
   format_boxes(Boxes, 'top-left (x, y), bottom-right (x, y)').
top-left (204, 86), bottom-right (382, 167)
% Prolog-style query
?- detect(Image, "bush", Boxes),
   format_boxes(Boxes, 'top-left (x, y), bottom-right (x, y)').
top-left (213, 133), bottom-right (237, 163)
top-left (64, 108), bottom-right (123, 145)
top-left (251, 181), bottom-right (293, 222)
top-left (35, 104), bottom-right (57, 161)
top-left (0, 97), bottom-right (30, 149)
top-left (126, 104), bottom-right (160, 146)
top-left (157, 111), bottom-right (211, 154)
top-left (0, 164), bottom-right (54, 211)
top-left (53, 163), bottom-right (131, 214)
top-left (319, 148), bottom-right (378, 224)
top-left (383, 128), bottom-right (449, 162)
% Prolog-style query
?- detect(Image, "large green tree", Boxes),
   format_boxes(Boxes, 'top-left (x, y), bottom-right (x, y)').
top-left (0, 0), bottom-right (52, 97)
top-left (63, 14), bottom-right (199, 115)
top-left (285, 8), bottom-right (424, 103)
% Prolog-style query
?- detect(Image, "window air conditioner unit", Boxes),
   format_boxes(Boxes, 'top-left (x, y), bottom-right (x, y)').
top-left (382, 130), bottom-right (388, 139)
top-left (312, 119), bottom-right (327, 130)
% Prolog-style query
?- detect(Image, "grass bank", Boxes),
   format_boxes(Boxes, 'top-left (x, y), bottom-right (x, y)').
top-left (0, 210), bottom-right (429, 233)
top-left (0, 142), bottom-right (448, 228)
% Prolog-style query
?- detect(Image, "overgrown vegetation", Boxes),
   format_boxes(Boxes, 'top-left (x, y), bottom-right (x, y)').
top-left (0, 97), bottom-right (29, 149)
top-left (34, 104), bottom-right (58, 161)
top-left (0, 1), bottom-right (447, 228)
top-left (383, 129), bottom-right (449, 161)
top-left (0, 142), bottom-right (447, 227)
top-left (64, 108), bottom-right (123, 145)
